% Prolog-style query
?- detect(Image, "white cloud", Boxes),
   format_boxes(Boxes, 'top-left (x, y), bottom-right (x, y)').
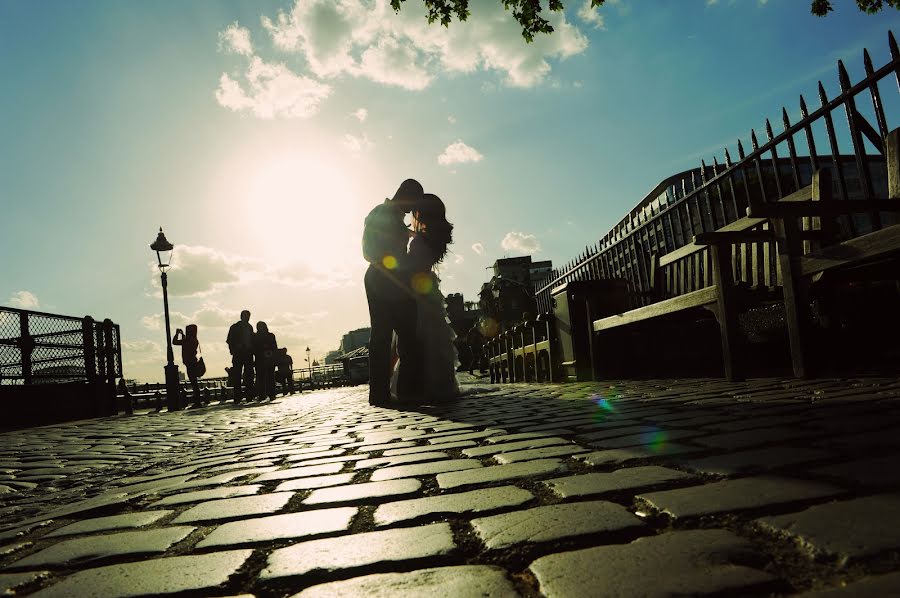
top-left (447, 115), bottom-right (457, 124)
top-left (122, 340), bottom-right (161, 353)
top-left (577, 1), bottom-right (606, 29)
top-left (438, 140), bottom-right (483, 166)
top-left (706, 0), bottom-right (719, 5)
top-left (501, 231), bottom-right (541, 254)
top-left (148, 245), bottom-right (353, 299)
top-left (8, 291), bottom-right (39, 309)
top-left (219, 22), bottom-right (253, 56)
top-left (344, 133), bottom-right (374, 153)
top-left (471, 242), bottom-right (484, 255)
top-left (352, 107), bottom-right (368, 121)
top-left (215, 57), bottom-right (332, 119)
top-left (453, 254), bottom-right (464, 265)
top-left (258, 0), bottom-right (588, 90)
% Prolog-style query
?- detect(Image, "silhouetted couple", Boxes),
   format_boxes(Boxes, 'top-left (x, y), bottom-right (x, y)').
top-left (363, 178), bottom-right (460, 408)
top-left (226, 310), bottom-right (279, 402)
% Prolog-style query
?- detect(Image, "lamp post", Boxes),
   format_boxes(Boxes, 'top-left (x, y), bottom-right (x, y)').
top-left (305, 346), bottom-right (312, 388)
top-left (150, 228), bottom-right (182, 411)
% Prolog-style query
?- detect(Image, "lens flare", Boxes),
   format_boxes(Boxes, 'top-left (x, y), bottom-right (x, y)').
top-left (382, 255), bottom-right (398, 270)
top-left (590, 386), bottom-right (620, 422)
top-left (640, 428), bottom-right (667, 453)
top-left (411, 272), bottom-right (433, 294)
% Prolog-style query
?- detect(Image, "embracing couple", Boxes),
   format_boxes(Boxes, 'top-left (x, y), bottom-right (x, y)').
top-left (363, 178), bottom-right (460, 408)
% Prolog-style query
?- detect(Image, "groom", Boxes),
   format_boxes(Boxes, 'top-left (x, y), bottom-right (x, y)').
top-left (362, 179), bottom-right (425, 407)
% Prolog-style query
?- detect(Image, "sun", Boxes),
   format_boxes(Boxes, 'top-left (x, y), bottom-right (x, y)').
top-left (240, 151), bottom-right (367, 271)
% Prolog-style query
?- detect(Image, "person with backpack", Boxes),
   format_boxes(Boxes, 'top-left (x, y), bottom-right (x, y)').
top-left (173, 324), bottom-right (205, 407)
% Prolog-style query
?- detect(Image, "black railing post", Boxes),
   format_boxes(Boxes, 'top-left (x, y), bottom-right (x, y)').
top-left (18, 312), bottom-right (33, 385)
top-left (82, 316), bottom-right (97, 386)
top-left (102, 319), bottom-right (117, 415)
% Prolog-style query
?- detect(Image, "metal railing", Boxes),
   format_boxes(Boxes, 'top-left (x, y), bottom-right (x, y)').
top-left (536, 30), bottom-right (900, 312)
top-left (0, 307), bottom-right (122, 385)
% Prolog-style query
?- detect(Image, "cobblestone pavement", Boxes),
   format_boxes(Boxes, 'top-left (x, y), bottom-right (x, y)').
top-left (2, 375), bottom-right (900, 597)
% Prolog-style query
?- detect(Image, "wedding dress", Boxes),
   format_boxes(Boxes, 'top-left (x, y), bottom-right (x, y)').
top-left (390, 235), bottom-right (460, 402)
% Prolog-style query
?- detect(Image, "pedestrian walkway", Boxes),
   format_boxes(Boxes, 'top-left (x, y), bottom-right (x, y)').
top-left (1, 375), bottom-right (899, 596)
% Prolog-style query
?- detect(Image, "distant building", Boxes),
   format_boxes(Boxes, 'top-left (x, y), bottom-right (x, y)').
top-left (479, 255), bottom-right (552, 334)
top-left (340, 328), bottom-right (370, 354)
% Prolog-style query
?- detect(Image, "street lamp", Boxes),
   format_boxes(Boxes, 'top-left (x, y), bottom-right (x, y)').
top-left (305, 346), bottom-right (312, 387)
top-left (150, 227), bottom-right (182, 411)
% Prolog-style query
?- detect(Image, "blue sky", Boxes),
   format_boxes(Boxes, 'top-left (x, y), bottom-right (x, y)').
top-left (2, 0), bottom-right (899, 382)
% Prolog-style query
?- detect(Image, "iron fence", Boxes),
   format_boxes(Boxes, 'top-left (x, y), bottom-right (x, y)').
top-left (0, 307), bottom-right (122, 385)
top-left (536, 30), bottom-right (900, 312)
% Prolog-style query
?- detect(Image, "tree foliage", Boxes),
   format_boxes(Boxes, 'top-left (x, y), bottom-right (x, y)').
top-left (390, 0), bottom-right (900, 42)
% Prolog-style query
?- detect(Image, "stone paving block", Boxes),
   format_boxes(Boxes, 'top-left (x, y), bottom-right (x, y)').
top-left (292, 565), bottom-right (519, 597)
top-left (179, 468), bottom-right (279, 489)
top-left (0, 571), bottom-right (50, 594)
top-left (253, 463), bottom-right (345, 482)
top-left (374, 485), bottom-right (534, 526)
top-left (285, 449), bottom-right (346, 462)
top-left (472, 500), bottom-right (644, 550)
top-left (275, 473), bottom-right (356, 492)
top-left (304, 479), bottom-right (421, 505)
top-left (793, 571), bottom-right (900, 597)
top-left (261, 522), bottom-right (455, 580)
top-left (585, 428), bottom-right (702, 449)
top-left (426, 430), bottom-right (506, 444)
top-left (683, 447), bottom-right (832, 475)
top-left (638, 476), bottom-right (843, 519)
top-left (696, 427), bottom-right (826, 450)
top-left (529, 529), bottom-right (775, 597)
top-left (575, 443), bottom-right (706, 465)
top-left (493, 445), bottom-right (590, 463)
top-left (355, 452), bottom-right (449, 469)
top-left (172, 492), bottom-right (293, 523)
top-left (150, 485), bottom-right (261, 507)
top-left (810, 455), bottom-right (900, 488)
top-left (437, 459), bottom-right (566, 490)
top-left (370, 459), bottom-right (482, 482)
top-left (46, 511), bottom-right (173, 537)
top-left (197, 506), bottom-right (356, 548)
top-left (205, 459), bottom-right (277, 472)
top-left (289, 454), bottom-right (368, 467)
top-left (30, 549), bottom-right (253, 598)
top-left (463, 437), bottom-right (570, 458)
top-left (577, 425), bottom-right (667, 442)
top-left (10, 526), bottom-right (195, 568)
top-left (756, 494), bottom-right (900, 562)
top-left (382, 441), bottom-right (477, 456)
top-left (355, 441), bottom-right (418, 452)
top-left (545, 466), bottom-right (697, 498)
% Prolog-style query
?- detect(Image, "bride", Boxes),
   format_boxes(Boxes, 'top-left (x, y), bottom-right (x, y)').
top-left (391, 193), bottom-right (460, 403)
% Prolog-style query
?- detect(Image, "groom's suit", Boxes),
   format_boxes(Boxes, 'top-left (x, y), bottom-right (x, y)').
top-left (362, 199), bottom-right (423, 406)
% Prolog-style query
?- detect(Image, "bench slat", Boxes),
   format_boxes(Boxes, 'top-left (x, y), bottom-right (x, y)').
top-left (593, 286), bottom-right (717, 332)
top-left (799, 224), bottom-right (900, 277)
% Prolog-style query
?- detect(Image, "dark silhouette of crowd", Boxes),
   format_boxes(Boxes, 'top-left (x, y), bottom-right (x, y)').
top-left (225, 309), bottom-right (296, 403)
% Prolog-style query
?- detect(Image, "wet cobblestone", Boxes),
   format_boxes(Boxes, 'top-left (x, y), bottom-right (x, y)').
top-left (1, 378), bottom-right (899, 596)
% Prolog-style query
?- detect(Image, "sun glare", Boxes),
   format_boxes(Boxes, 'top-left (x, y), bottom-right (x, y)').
top-left (241, 152), bottom-right (366, 271)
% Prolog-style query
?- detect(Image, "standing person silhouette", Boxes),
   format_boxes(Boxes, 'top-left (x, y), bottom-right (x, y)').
top-left (173, 324), bottom-right (204, 407)
top-left (226, 310), bottom-right (254, 403)
top-left (253, 321), bottom-right (278, 401)
top-left (362, 178), bottom-right (425, 407)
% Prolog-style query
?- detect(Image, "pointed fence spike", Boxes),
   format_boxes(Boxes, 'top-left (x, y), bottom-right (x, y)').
top-left (765, 118), bottom-right (775, 141)
top-left (837, 59), bottom-right (851, 91)
top-left (890, 30), bottom-right (899, 58)
top-left (864, 48), bottom-right (874, 75)
top-left (751, 129), bottom-right (759, 150)
top-left (737, 139), bottom-right (745, 159)
top-left (725, 147), bottom-right (733, 166)
top-left (799, 94), bottom-right (809, 118)
top-left (818, 81), bottom-right (828, 106)
top-left (782, 107), bottom-right (791, 130)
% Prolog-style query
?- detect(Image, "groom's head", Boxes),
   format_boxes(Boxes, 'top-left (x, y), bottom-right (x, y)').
top-left (390, 178), bottom-right (424, 213)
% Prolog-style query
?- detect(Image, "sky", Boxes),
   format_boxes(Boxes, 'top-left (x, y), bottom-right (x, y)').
top-left (2, 0), bottom-right (900, 383)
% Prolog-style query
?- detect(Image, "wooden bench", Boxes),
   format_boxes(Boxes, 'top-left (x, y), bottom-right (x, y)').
top-left (742, 134), bottom-right (900, 377)
top-left (591, 209), bottom-right (782, 381)
top-left (595, 128), bottom-right (900, 381)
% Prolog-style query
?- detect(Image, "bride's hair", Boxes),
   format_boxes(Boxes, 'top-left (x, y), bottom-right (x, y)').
top-left (417, 193), bottom-right (453, 263)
